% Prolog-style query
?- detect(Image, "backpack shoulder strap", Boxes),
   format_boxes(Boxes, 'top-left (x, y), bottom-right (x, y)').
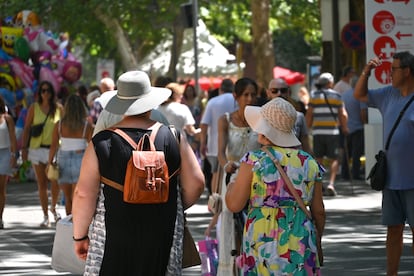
top-left (168, 124), bottom-right (181, 177)
top-left (149, 122), bottom-right (163, 143)
top-left (101, 176), bottom-right (124, 192)
top-left (109, 128), bottom-right (138, 149)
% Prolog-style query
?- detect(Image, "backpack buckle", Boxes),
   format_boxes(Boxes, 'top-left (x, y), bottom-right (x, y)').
top-left (145, 166), bottom-right (157, 191)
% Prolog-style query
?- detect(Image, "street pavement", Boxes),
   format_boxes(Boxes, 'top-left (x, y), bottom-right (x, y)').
top-left (0, 178), bottom-right (413, 275)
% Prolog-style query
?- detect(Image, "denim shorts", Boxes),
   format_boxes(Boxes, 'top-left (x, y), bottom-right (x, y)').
top-left (382, 188), bottom-right (414, 227)
top-left (0, 148), bottom-right (12, 175)
top-left (57, 150), bottom-right (85, 184)
top-left (28, 147), bottom-right (49, 165)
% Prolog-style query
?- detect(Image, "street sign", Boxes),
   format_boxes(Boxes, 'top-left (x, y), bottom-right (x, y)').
top-left (341, 21), bottom-right (366, 50)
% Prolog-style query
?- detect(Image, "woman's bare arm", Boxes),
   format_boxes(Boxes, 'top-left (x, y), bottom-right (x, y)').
top-left (179, 133), bottom-right (205, 209)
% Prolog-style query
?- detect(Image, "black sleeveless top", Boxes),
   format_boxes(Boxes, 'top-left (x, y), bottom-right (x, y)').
top-left (92, 125), bottom-right (180, 275)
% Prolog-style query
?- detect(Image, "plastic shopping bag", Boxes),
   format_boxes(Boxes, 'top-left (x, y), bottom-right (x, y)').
top-left (198, 238), bottom-right (218, 276)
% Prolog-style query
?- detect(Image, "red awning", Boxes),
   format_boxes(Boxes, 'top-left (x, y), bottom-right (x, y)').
top-left (273, 66), bottom-right (305, 85)
top-left (188, 77), bottom-right (222, 91)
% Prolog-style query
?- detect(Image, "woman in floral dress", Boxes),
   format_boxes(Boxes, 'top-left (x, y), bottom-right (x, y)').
top-left (226, 98), bottom-right (325, 275)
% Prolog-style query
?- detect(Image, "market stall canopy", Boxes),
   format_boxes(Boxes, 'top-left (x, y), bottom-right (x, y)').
top-left (273, 66), bottom-right (305, 85)
top-left (188, 76), bottom-right (222, 91)
top-left (137, 20), bottom-right (238, 78)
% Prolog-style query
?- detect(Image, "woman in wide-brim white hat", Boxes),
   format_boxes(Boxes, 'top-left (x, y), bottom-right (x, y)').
top-left (72, 70), bottom-right (205, 275)
top-left (225, 97), bottom-right (325, 275)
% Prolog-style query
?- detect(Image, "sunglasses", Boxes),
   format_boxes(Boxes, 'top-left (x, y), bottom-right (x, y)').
top-left (270, 87), bottom-right (288, 94)
top-left (41, 88), bottom-right (51, 93)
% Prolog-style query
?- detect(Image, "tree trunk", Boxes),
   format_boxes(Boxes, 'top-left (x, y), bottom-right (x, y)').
top-left (167, 18), bottom-right (185, 81)
top-left (251, 0), bottom-right (274, 89)
top-left (94, 6), bottom-right (138, 71)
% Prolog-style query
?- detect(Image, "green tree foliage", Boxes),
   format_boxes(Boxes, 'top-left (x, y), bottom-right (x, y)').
top-left (1, 0), bottom-right (322, 81)
top-left (201, 0), bottom-right (321, 53)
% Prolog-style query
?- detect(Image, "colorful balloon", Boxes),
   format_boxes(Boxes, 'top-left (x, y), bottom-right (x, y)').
top-left (1, 26), bottom-right (23, 55)
top-left (39, 66), bottom-right (61, 92)
top-left (8, 58), bottom-right (34, 89)
top-left (62, 60), bottom-right (82, 83)
top-left (13, 37), bottom-right (30, 62)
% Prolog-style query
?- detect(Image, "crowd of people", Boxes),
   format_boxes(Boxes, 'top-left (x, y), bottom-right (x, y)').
top-left (0, 51), bottom-right (413, 275)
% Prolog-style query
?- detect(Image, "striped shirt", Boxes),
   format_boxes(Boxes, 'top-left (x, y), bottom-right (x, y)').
top-left (309, 89), bottom-right (343, 135)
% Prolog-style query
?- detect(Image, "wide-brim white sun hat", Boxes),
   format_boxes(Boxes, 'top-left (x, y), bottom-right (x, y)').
top-left (104, 70), bottom-right (171, 116)
top-left (244, 97), bottom-right (301, 147)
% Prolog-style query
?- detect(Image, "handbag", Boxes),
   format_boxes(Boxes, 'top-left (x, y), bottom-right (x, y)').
top-left (47, 147), bottom-right (59, 181)
top-left (367, 150), bottom-right (386, 191)
top-left (208, 192), bottom-right (222, 215)
top-left (263, 147), bottom-right (324, 266)
top-left (30, 111), bottom-right (50, 138)
top-left (182, 217), bottom-right (202, 268)
top-left (51, 215), bottom-right (86, 274)
top-left (367, 95), bottom-right (414, 191)
top-left (30, 123), bottom-right (45, 137)
top-left (47, 162), bottom-right (59, 181)
top-left (207, 165), bottom-right (224, 214)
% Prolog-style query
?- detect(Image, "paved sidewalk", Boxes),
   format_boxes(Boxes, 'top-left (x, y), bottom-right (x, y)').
top-left (0, 178), bottom-right (413, 275)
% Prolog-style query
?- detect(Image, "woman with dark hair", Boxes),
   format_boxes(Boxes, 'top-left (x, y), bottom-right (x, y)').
top-left (22, 81), bottom-right (63, 228)
top-left (0, 95), bottom-right (17, 229)
top-left (207, 77), bottom-right (261, 275)
top-left (48, 95), bottom-right (93, 215)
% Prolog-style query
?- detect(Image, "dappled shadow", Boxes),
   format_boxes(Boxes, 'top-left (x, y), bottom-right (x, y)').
top-left (322, 209), bottom-right (414, 275)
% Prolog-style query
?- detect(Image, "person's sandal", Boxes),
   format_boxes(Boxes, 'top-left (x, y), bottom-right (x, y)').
top-left (40, 216), bottom-right (51, 228)
top-left (326, 185), bottom-right (337, 196)
top-left (50, 208), bottom-right (61, 223)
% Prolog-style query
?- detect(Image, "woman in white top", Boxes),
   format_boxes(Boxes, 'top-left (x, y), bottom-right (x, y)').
top-left (48, 95), bottom-right (93, 215)
top-left (156, 82), bottom-right (201, 136)
top-left (0, 96), bottom-right (17, 229)
top-left (206, 78), bottom-right (261, 275)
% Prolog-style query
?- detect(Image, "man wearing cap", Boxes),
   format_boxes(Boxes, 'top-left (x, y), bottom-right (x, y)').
top-left (267, 78), bottom-right (311, 153)
top-left (306, 72), bottom-right (348, 196)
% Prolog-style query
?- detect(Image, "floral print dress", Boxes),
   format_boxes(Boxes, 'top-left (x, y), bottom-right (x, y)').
top-left (237, 146), bottom-right (323, 276)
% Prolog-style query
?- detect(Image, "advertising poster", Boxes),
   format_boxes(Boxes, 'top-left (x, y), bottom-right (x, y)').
top-left (96, 59), bottom-right (115, 83)
top-left (365, 0), bottom-right (414, 89)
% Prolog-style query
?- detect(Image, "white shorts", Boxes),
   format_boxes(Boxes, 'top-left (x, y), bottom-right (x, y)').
top-left (28, 148), bottom-right (50, 165)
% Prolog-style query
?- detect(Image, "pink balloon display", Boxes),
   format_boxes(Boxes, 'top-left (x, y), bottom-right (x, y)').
top-left (39, 66), bottom-right (61, 93)
top-left (62, 60), bottom-right (81, 83)
top-left (8, 58), bottom-right (34, 89)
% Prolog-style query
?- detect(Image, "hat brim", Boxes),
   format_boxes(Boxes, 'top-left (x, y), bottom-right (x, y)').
top-left (244, 106), bottom-right (301, 148)
top-left (96, 90), bottom-right (116, 108)
top-left (104, 87), bottom-right (171, 116)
